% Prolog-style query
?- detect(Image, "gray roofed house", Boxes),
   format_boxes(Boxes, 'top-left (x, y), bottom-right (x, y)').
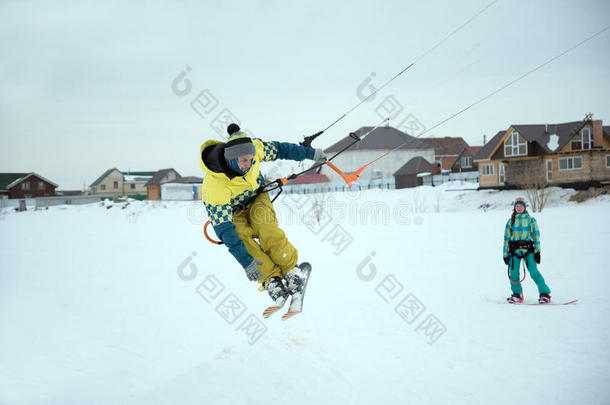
top-left (393, 157), bottom-right (436, 189)
top-left (393, 157), bottom-right (434, 176)
top-left (474, 115), bottom-right (610, 189)
top-left (325, 126), bottom-right (432, 153)
top-left (320, 125), bottom-right (436, 182)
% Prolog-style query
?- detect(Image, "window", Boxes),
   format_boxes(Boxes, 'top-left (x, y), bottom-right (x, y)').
top-left (607, 155), bottom-right (610, 168)
top-left (114, 181), bottom-right (118, 189)
top-left (460, 156), bottom-right (472, 168)
top-left (130, 184), bottom-right (135, 189)
top-left (504, 130), bottom-right (527, 157)
top-left (499, 163), bottom-right (505, 185)
top-left (482, 164), bottom-right (494, 176)
top-left (558, 156), bottom-right (583, 170)
top-left (38, 181), bottom-right (44, 190)
top-left (101, 184), bottom-right (106, 191)
top-left (546, 159), bottom-right (553, 182)
top-left (572, 127), bottom-right (592, 150)
top-left (21, 182), bottom-right (30, 190)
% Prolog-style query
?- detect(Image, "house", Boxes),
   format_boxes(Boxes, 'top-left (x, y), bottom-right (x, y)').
top-left (421, 137), bottom-right (481, 173)
top-left (145, 168), bottom-right (181, 200)
top-left (393, 157), bottom-right (435, 189)
top-left (161, 176), bottom-right (203, 200)
top-left (473, 114), bottom-right (610, 189)
top-left (0, 173), bottom-right (58, 199)
top-left (321, 126), bottom-right (435, 182)
top-left (89, 168), bottom-right (156, 197)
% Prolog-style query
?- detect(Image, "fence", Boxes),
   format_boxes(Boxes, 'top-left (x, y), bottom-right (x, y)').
top-left (421, 171), bottom-right (479, 186)
top-left (282, 177), bottom-right (396, 195)
top-left (0, 195), bottom-right (106, 210)
top-left (280, 172), bottom-right (479, 194)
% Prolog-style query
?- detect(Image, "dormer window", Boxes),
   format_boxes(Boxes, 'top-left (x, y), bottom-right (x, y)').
top-left (504, 130), bottom-right (527, 157)
top-left (460, 156), bottom-right (472, 168)
top-left (572, 126), bottom-right (592, 150)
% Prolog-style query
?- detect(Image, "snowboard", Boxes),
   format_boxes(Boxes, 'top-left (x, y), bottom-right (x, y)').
top-left (512, 299), bottom-right (578, 306)
top-left (261, 262), bottom-right (312, 320)
top-left (281, 262), bottom-right (312, 321)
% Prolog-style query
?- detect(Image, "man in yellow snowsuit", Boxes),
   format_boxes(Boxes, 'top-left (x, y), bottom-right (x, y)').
top-left (200, 123), bottom-right (325, 305)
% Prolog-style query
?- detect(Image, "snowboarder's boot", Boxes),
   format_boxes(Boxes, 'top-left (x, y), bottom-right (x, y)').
top-left (284, 264), bottom-right (309, 295)
top-left (507, 293), bottom-right (524, 303)
top-left (265, 276), bottom-right (289, 306)
top-left (538, 293), bottom-right (551, 304)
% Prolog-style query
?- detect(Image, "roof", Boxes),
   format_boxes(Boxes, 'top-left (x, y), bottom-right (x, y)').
top-left (0, 173), bottom-right (29, 190)
top-left (474, 131), bottom-right (506, 161)
top-left (123, 171), bottom-right (156, 183)
top-left (511, 121), bottom-right (586, 153)
top-left (166, 176), bottom-right (203, 184)
top-left (436, 156), bottom-right (458, 171)
top-left (325, 126), bottom-right (433, 153)
top-left (467, 146), bottom-right (483, 156)
top-left (90, 168), bottom-right (121, 187)
top-left (123, 171), bottom-right (157, 176)
top-left (475, 119), bottom-right (593, 161)
top-left (124, 175), bottom-right (153, 182)
top-left (2, 172), bottom-right (59, 189)
top-left (289, 174), bottom-right (330, 185)
top-left (393, 157), bottom-right (433, 176)
top-left (421, 137), bottom-right (469, 156)
top-left (145, 168), bottom-right (180, 187)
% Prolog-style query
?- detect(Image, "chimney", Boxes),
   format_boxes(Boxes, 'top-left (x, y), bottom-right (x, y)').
top-left (483, 134), bottom-right (487, 145)
top-left (545, 124), bottom-right (548, 134)
top-left (593, 120), bottom-right (603, 148)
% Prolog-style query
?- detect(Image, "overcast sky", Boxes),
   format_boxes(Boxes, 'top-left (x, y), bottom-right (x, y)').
top-left (1, 0), bottom-right (609, 189)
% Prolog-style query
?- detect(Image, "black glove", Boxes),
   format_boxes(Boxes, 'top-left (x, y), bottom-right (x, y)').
top-left (534, 252), bottom-right (541, 264)
top-left (503, 256), bottom-right (509, 265)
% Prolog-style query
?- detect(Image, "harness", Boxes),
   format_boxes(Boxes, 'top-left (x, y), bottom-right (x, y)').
top-left (508, 240), bottom-right (535, 258)
top-left (506, 240), bottom-right (534, 284)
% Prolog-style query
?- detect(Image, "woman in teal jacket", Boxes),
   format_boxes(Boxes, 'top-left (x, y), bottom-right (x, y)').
top-left (503, 197), bottom-right (551, 304)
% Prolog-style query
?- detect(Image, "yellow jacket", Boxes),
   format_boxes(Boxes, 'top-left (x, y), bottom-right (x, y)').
top-left (199, 137), bottom-right (314, 268)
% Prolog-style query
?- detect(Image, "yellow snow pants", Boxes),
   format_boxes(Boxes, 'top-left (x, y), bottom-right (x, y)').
top-left (233, 193), bottom-right (298, 283)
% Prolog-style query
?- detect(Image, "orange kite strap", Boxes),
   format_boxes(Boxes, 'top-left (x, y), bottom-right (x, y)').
top-left (204, 220), bottom-right (223, 245)
top-left (326, 149), bottom-right (393, 186)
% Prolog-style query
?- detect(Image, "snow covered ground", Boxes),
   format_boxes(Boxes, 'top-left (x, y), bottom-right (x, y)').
top-left (1, 184), bottom-right (609, 405)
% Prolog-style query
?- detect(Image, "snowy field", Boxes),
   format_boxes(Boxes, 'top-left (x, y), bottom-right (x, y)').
top-left (1, 184), bottom-right (609, 405)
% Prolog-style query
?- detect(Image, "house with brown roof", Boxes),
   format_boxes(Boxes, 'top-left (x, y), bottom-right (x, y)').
top-left (473, 114), bottom-right (610, 189)
top-left (421, 137), bottom-right (481, 173)
top-left (0, 173), bottom-right (58, 199)
top-left (322, 126), bottom-right (435, 182)
top-left (145, 168), bottom-right (181, 200)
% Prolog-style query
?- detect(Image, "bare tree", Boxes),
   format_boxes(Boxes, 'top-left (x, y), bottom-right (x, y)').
top-left (520, 169), bottom-right (550, 212)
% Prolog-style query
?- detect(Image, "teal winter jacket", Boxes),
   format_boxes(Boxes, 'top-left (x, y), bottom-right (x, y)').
top-left (503, 212), bottom-right (541, 258)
